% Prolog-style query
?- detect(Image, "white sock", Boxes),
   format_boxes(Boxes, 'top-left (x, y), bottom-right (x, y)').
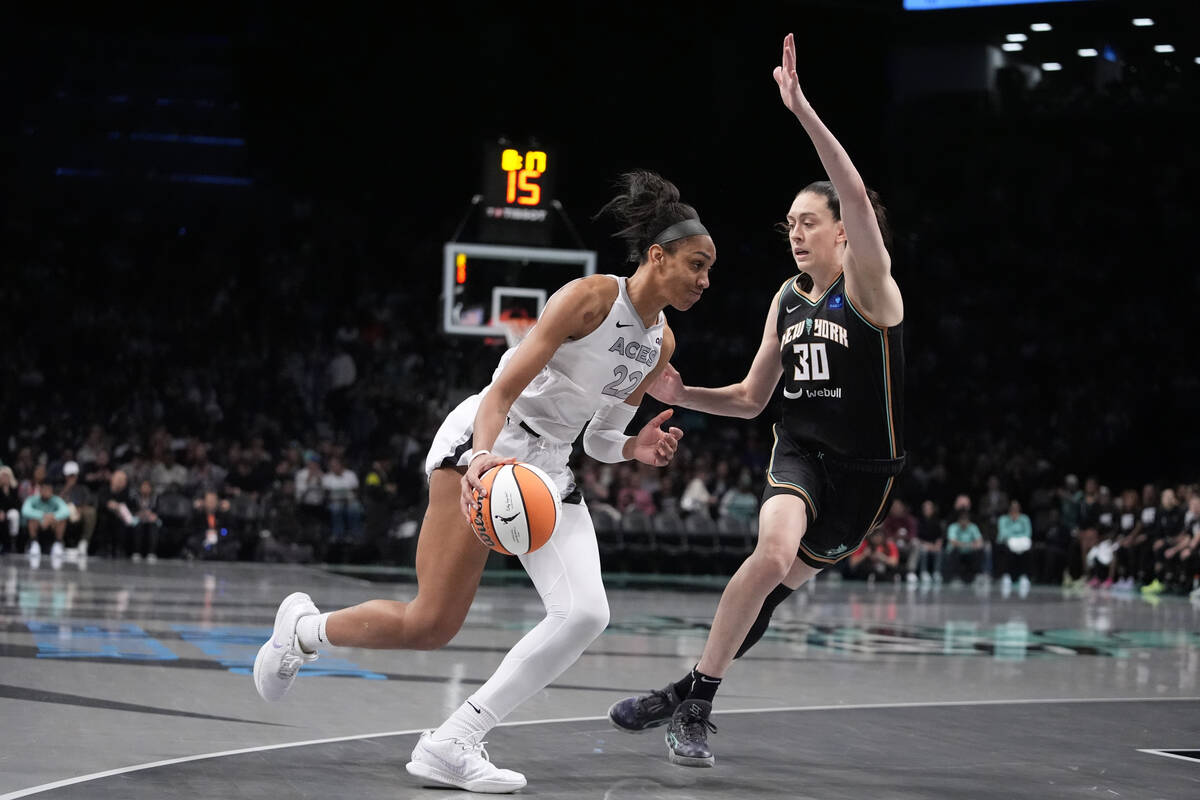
top-left (432, 698), bottom-right (499, 744)
top-left (295, 612), bottom-right (331, 653)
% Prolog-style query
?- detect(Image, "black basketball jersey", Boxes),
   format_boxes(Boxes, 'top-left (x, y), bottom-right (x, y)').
top-left (775, 274), bottom-right (904, 460)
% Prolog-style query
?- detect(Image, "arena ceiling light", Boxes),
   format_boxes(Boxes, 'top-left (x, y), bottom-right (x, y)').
top-left (1132, 18), bottom-right (1154, 27)
top-left (1154, 44), bottom-right (1175, 53)
top-left (1002, 42), bottom-right (1023, 51)
top-left (1041, 62), bottom-right (1063, 71)
top-left (1030, 23), bottom-right (1052, 32)
top-left (1006, 33), bottom-right (1028, 42)
top-left (1078, 48), bottom-right (1099, 57)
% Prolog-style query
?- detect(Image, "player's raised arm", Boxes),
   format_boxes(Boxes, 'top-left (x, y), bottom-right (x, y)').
top-left (773, 32), bottom-right (902, 327)
top-left (648, 287), bottom-right (784, 419)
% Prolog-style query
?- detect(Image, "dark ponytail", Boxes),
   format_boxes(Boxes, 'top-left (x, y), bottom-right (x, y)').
top-left (594, 170), bottom-right (702, 263)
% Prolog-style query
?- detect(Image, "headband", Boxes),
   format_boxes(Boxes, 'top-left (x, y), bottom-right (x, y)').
top-left (651, 218), bottom-right (709, 246)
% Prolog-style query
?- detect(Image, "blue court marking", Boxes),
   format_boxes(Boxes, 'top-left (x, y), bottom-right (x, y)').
top-left (27, 622), bottom-right (178, 661)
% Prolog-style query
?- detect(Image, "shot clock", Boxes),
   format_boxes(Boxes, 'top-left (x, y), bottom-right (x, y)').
top-left (479, 140), bottom-right (557, 246)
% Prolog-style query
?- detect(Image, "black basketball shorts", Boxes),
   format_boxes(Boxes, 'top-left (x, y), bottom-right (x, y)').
top-left (761, 424), bottom-right (904, 570)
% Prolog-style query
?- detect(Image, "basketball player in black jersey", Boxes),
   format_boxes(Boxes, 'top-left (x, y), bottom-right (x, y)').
top-left (608, 33), bottom-right (905, 767)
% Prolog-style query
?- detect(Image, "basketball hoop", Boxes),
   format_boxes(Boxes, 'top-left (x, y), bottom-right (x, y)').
top-left (499, 318), bottom-right (536, 348)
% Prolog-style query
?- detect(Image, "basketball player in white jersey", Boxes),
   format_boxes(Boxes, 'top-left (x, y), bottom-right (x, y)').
top-left (253, 170), bottom-right (715, 793)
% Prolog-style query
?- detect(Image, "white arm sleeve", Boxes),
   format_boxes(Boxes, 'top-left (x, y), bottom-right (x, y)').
top-left (583, 401), bottom-right (638, 463)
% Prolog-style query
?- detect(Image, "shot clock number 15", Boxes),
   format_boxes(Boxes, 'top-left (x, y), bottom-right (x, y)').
top-left (501, 148), bottom-right (547, 206)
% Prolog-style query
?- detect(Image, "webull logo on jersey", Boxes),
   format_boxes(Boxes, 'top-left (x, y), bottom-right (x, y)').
top-left (608, 337), bottom-right (659, 367)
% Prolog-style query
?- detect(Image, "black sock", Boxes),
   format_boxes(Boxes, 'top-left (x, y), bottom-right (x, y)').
top-left (733, 583), bottom-right (795, 660)
top-left (686, 667), bottom-right (722, 704)
top-left (672, 669), bottom-right (695, 700)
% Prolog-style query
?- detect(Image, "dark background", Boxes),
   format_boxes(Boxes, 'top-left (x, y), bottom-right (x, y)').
top-left (2, 0), bottom-right (1198, 509)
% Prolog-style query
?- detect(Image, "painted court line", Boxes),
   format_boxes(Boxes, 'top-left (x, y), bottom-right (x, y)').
top-left (3, 695), bottom-right (1197, 799)
top-left (1138, 749), bottom-right (1200, 765)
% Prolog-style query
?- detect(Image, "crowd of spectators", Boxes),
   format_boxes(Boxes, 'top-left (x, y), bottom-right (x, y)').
top-left (2, 40), bottom-right (1196, 596)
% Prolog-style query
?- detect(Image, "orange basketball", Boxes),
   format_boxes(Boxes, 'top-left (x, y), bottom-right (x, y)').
top-left (471, 462), bottom-right (562, 555)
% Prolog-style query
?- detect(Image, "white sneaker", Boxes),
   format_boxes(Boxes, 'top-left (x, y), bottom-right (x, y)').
top-left (146, 553), bottom-right (158, 564)
top-left (406, 731), bottom-right (526, 794)
top-left (253, 592), bottom-right (320, 702)
top-left (51, 541), bottom-right (65, 558)
top-left (28, 541), bottom-right (41, 558)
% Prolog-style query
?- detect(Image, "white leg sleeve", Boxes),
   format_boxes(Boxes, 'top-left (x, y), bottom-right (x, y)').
top-left (6, 509), bottom-right (18, 536)
top-left (470, 502), bottom-right (609, 722)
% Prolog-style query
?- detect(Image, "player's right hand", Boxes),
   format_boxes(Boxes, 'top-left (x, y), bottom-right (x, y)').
top-left (646, 363), bottom-right (685, 405)
top-left (460, 452), bottom-right (518, 525)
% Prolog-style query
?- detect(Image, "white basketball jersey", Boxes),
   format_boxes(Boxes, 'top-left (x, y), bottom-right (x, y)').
top-left (490, 275), bottom-right (665, 444)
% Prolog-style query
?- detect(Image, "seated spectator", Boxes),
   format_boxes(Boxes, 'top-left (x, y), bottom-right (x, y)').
top-left (150, 448), bottom-right (189, 494)
top-left (1036, 506), bottom-right (1071, 585)
top-left (995, 500), bottom-right (1033, 595)
top-left (616, 469), bottom-right (656, 516)
top-left (362, 458), bottom-right (399, 538)
top-left (1, 466), bottom-right (21, 554)
top-left (944, 507), bottom-right (984, 584)
top-left (187, 490), bottom-right (236, 560)
top-left (580, 462), bottom-right (620, 523)
top-left (81, 448), bottom-right (114, 493)
top-left (679, 462), bottom-right (716, 519)
top-left (59, 461), bottom-right (97, 555)
top-left (718, 470), bottom-right (758, 522)
top-left (294, 451), bottom-right (327, 529)
top-left (276, 443), bottom-right (303, 485)
top-left (914, 499), bottom-right (944, 585)
top-left (1142, 487), bottom-right (1186, 596)
top-left (118, 446), bottom-right (153, 491)
top-left (322, 456), bottom-right (364, 541)
top-left (95, 470), bottom-right (139, 559)
top-left (845, 527), bottom-right (900, 583)
top-left (881, 498), bottom-right (920, 585)
top-left (1155, 493), bottom-right (1198, 596)
top-left (1111, 488), bottom-right (1144, 591)
top-left (21, 477), bottom-right (70, 559)
top-left (186, 444), bottom-right (228, 498)
top-left (226, 457), bottom-right (272, 498)
top-left (132, 479), bottom-right (162, 562)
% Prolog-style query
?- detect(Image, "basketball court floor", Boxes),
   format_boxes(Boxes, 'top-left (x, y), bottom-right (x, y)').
top-left (2, 556), bottom-right (1197, 799)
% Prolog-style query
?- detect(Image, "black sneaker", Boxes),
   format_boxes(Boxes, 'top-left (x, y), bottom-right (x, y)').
top-left (665, 699), bottom-right (717, 767)
top-left (608, 684), bottom-right (684, 733)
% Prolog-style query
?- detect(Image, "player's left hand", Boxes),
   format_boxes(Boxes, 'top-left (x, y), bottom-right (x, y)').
top-left (772, 33), bottom-right (812, 117)
top-left (631, 409), bottom-right (684, 467)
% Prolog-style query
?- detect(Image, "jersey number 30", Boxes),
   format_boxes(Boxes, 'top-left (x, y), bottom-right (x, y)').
top-left (783, 342), bottom-right (829, 399)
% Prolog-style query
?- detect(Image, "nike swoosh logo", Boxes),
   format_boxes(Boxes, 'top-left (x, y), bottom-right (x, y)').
top-left (786, 304), bottom-right (802, 314)
top-left (615, 322), bottom-right (633, 328)
top-left (468, 701), bottom-right (482, 713)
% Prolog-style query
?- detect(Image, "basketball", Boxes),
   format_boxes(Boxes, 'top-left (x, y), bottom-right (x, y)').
top-left (471, 462), bottom-right (562, 555)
